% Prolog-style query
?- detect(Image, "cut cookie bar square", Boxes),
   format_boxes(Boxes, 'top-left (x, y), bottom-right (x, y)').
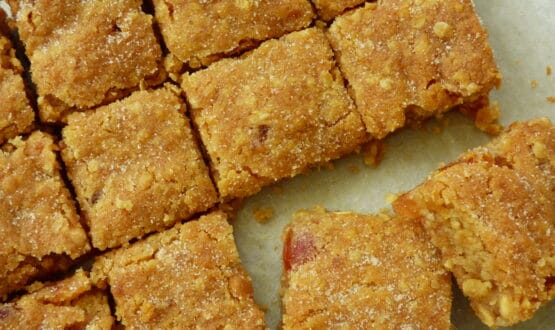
top-left (153, 0), bottom-right (314, 69)
top-left (0, 131), bottom-right (90, 300)
top-left (8, 0), bottom-right (165, 122)
top-left (282, 207), bottom-right (451, 329)
top-left (61, 86), bottom-right (217, 250)
top-left (182, 28), bottom-right (367, 200)
top-left (327, 0), bottom-right (501, 139)
top-left (393, 118), bottom-right (555, 327)
top-left (0, 9), bottom-right (34, 144)
top-left (93, 211), bottom-right (265, 329)
top-left (0, 269), bottom-right (114, 329)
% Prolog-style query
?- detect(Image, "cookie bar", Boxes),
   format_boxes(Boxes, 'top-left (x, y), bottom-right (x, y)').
top-left (182, 28), bottom-right (367, 200)
top-left (153, 0), bottom-right (314, 69)
top-left (0, 269), bottom-right (114, 329)
top-left (282, 207), bottom-right (451, 329)
top-left (327, 0), bottom-right (501, 139)
top-left (0, 9), bottom-right (33, 144)
top-left (61, 86), bottom-right (217, 250)
top-left (0, 131), bottom-right (90, 300)
top-left (393, 118), bottom-right (555, 326)
top-left (93, 211), bottom-right (265, 329)
top-left (310, 0), bottom-right (366, 21)
top-left (8, 0), bottom-right (165, 122)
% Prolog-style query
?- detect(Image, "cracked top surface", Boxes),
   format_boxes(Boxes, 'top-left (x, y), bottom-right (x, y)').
top-left (393, 118), bottom-right (555, 327)
top-left (0, 269), bottom-right (114, 329)
top-left (281, 207), bottom-right (452, 329)
top-left (153, 0), bottom-right (314, 67)
top-left (9, 0), bottom-right (163, 122)
top-left (61, 86), bottom-right (217, 250)
top-left (92, 211), bottom-right (265, 329)
top-left (327, 0), bottom-right (501, 139)
top-left (0, 131), bottom-right (90, 300)
top-left (182, 27), bottom-right (367, 200)
top-left (0, 9), bottom-right (34, 144)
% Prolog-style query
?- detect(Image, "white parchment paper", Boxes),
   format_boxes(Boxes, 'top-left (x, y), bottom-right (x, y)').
top-left (233, 1), bottom-right (555, 328)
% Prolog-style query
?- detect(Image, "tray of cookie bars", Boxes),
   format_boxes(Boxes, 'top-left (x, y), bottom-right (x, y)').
top-left (0, 0), bottom-right (553, 329)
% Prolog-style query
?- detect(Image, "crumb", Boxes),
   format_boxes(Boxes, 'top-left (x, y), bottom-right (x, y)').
top-left (361, 139), bottom-right (385, 168)
top-left (531, 80), bottom-right (539, 88)
top-left (459, 96), bottom-right (503, 136)
top-left (385, 192), bottom-right (398, 204)
top-left (348, 165), bottom-right (360, 173)
top-left (252, 207), bottom-right (275, 224)
top-left (547, 96), bottom-right (555, 103)
top-left (547, 65), bottom-right (552, 76)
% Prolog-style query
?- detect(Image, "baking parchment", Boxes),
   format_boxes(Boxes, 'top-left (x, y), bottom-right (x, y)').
top-left (232, 1), bottom-right (555, 328)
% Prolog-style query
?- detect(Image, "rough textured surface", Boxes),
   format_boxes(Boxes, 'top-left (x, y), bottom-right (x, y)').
top-left (153, 0), bottom-right (314, 68)
top-left (0, 131), bottom-right (90, 301)
top-left (8, 0), bottom-right (164, 122)
top-left (183, 28), bottom-right (367, 200)
top-left (93, 211), bottom-right (265, 329)
top-left (61, 86), bottom-right (217, 250)
top-left (0, 269), bottom-right (114, 329)
top-left (282, 207), bottom-right (452, 329)
top-left (394, 118), bottom-right (555, 327)
top-left (311, 0), bottom-right (366, 21)
top-left (0, 9), bottom-right (33, 144)
top-left (327, 0), bottom-right (501, 139)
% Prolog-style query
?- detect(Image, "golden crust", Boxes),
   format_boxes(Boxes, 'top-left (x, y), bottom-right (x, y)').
top-left (0, 131), bottom-right (90, 300)
top-left (0, 9), bottom-right (34, 143)
top-left (153, 0), bottom-right (314, 68)
top-left (0, 270), bottom-right (114, 329)
top-left (61, 86), bottom-right (217, 250)
top-left (182, 28), bottom-right (367, 200)
top-left (393, 118), bottom-right (555, 327)
top-left (282, 207), bottom-right (452, 329)
top-left (92, 211), bottom-right (265, 329)
top-left (327, 0), bottom-right (501, 138)
top-left (9, 0), bottom-right (164, 122)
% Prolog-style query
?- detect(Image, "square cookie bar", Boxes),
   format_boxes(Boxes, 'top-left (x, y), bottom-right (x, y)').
top-left (0, 269), bottom-right (114, 329)
top-left (310, 0), bottom-right (366, 21)
top-left (93, 211), bottom-right (265, 329)
top-left (8, 0), bottom-right (165, 122)
top-left (61, 86), bottom-right (217, 250)
top-left (153, 0), bottom-right (314, 69)
top-left (393, 118), bottom-right (555, 326)
top-left (0, 9), bottom-right (33, 144)
top-left (327, 0), bottom-right (501, 139)
top-left (282, 207), bottom-right (452, 329)
top-left (0, 131), bottom-right (90, 300)
top-left (182, 28), bottom-right (367, 200)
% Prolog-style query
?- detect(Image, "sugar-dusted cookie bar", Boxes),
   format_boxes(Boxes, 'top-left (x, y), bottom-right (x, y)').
top-left (0, 269), bottom-right (114, 329)
top-left (0, 131), bottom-right (90, 300)
top-left (393, 118), bottom-right (555, 326)
top-left (93, 211), bottom-right (265, 329)
top-left (61, 86), bottom-right (217, 250)
top-left (182, 28), bottom-right (367, 200)
top-left (0, 9), bottom-right (33, 143)
top-left (327, 0), bottom-right (501, 139)
top-left (152, 0), bottom-right (314, 69)
top-left (8, 0), bottom-right (165, 122)
top-left (282, 207), bottom-right (452, 329)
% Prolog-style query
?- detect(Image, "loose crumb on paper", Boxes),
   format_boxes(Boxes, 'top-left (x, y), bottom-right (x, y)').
top-left (547, 65), bottom-right (552, 76)
top-left (361, 139), bottom-right (385, 168)
top-left (531, 80), bottom-right (539, 88)
top-left (253, 206), bottom-right (275, 223)
top-left (547, 96), bottom-right (555, 103)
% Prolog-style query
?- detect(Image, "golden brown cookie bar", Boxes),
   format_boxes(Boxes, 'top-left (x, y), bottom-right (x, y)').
top-left (0, 9), bottom-right (33, 144)
top-left (327, 0), bottom-right (501, 139)
top-left (0, 269), bottom-right (114, 329)
top-left (310, 0), bottom-right (366, 21)
top-left (93, 211), bottom-right (265, 329)
top-left (8, 0), bottom-right (165, 123)
top-left (0, 131), bottom-right (90, 301)
top-left (182, 28), bottom-right (367, 200)
top-left (153, 0), bottom-right (314, 69)
top-left (282, 207), bottom-right (452, 329)
top-left (393, 118), bottom-right (555, 327)
top-left (61, 86), bottom-right (217, 250)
